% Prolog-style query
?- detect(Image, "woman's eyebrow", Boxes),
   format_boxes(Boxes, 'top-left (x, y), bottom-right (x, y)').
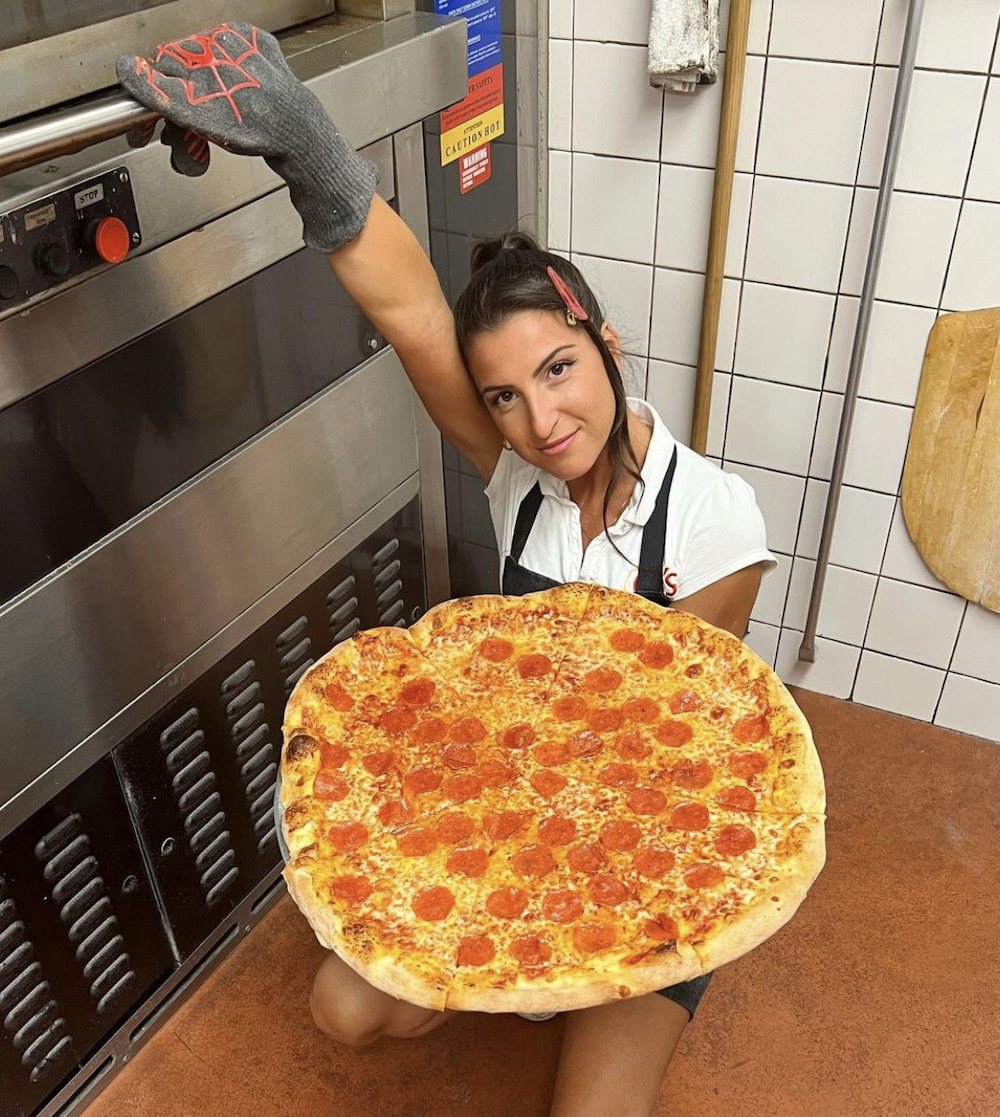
top-left (479, 345), bottom-right (575, 395)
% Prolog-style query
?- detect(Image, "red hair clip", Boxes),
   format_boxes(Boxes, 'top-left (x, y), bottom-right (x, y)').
top-left (547, 265), bottom-right (589, 325)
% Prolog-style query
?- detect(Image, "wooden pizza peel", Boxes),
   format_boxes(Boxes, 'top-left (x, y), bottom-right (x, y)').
top-left (901, 307), bottom-right (1000, 612)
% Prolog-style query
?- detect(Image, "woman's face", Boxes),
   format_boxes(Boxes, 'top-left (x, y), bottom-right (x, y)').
top-left (466, 309), bottom-right (622, 481)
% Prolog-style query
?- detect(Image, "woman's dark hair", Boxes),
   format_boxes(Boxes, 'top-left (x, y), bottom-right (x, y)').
top-left (454, 230), bottom-right (643, 551)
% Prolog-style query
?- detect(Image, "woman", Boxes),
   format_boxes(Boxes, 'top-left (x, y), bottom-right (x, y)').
top-left (119, 24), bottom-right (775, 1117)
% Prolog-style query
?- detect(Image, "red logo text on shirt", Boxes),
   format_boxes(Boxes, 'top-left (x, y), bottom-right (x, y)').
top-left (630, 567), bottom-right (679, 597)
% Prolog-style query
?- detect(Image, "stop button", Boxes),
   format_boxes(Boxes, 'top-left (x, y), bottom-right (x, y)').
top-left (93, 216), bottom-right (131, 264)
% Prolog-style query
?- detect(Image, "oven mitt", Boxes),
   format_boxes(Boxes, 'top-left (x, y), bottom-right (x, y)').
top-left (116, 22), bottom-right (378, 252)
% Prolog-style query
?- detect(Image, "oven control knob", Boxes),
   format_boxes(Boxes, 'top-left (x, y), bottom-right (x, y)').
top-left (37, 243), bottom-right (69, 277)
top-left (0, 265), bottom-right (17, 300)
top-left (93, 216), bottom-right (131, 264)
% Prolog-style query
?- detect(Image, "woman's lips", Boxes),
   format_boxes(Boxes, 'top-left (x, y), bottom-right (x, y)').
top-left (540, 431), bottom-right (577, 456)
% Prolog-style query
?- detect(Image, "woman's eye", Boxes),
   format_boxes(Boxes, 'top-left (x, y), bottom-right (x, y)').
top-left (548, 360), bottom-right (572, 379)
top-left (492, 390), bottom-right (516, 408)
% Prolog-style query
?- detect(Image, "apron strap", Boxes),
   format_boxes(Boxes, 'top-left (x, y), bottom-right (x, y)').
top-left (636, 446), bottom-right (678, 597)
top-left (509, 481), bottom-right (543, 563)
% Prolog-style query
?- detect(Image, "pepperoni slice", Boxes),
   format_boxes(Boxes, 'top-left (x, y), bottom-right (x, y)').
top-left (533, 739), bottom-right (569, 767)
top-left (685, 663), bottom-right (704, 679)
top-left (486, 886), bottom-right (528, 919)
top-left (610, 628), bottom-right (646, 652)
top-left (669, 690), bottom-right (703, 714)
top-left (530, 770), bottom-right (568, 798)
top-left (483, 811), bottom-right (524, 841)
top-left (734, 713), bottom-right (769, 744)
top-left (329, 876), bottom-right (372, 904)
top-left (717, 785), bottom-right (757, 812)
top-left (655, 720), bottom-right (694, 749)
top-left (715, 824), bottom-right (757, 857)
top-left (568, 730), bottom-right (604, 759)
top-left (457, 934), bottom-right (496, 966)
top-left (403, 765), bottom-right (442, 794)
top-left (476, 760), bottom-right (516, 788)
top-left (400, 678), bottom-right (436, 707)
top-left (437, 811), bottom-right (475, 844)
top-left (324, 683), bottom-right (355, 711)
top-left (479, 637), bottom-right (513, 662)
top-left (327, 822), bottom-right (368, 851)
top-left (501, 723), bottom-right (536, 749)
top-left (622, 697), bottom-right (659, 723)
top-left (412, 886), bottom-right (455, 920)
top-left (568, 842), bottom-right (609, 874)
top-left (626, 787), bottom-right (667, 816)
top-left (599, 820), bottom-right (641, 852)
top-left (634, 847), bottom-right (675, 878)
top-left (443, 774), bottom-right (483, 802)
top-left (573, 922), bottom-right (616, 953)
top-left (542, 889), bottom-right (583, 924)
top-left (411, 717), bottom-right (448, 745)
top-left (587, 875), bottom-right (629, 907)
top-left (670, 759), bottom-right (714, 789)
top-left (684, 864), bottom-right (725, 889)
top-left (378, 798), bottom-right (414, 827)
top-left (600, 762), bottom-right (638, 787)
top-left (517, 654), bottom-right (552, 679)
top-left (447, 846), bottom-right (489, 877)
top-left (552, 695), bottom-right (588, 721)
top-left (396, 826), bottom-right (438, 856)
top-left (644, 913), bottom-right (679, 941)
top-left (729, 751), bottom-right (769, 780)
top-left (363, 751), bottom-right (396, 777)
top-left (587, 707), bottom-right (624, 732)
top-left (510, 935), bottom-right (553, 967)
top-left (320, 742), bottom-right (349, 770)
top-left (670, 802), bottom-right (710, 831)
top-left (314, 771), bottom-right (349, 801)
top-left (615, 731), bottom-right (653, 761)
top-left (585, 668), bottom-right (623, 694)
top-left (450, 716), bottom-right (486, 744)
top-left (513, 844), bottom-right (556, 880)
top-left (441, 743), bottom-right (478, 768)
top-left (538, 816), bottom-right (577, 847)
top-left (639, 641), bottom-right (674, 669)
top-left (380, 706), bottom-right (418, 734)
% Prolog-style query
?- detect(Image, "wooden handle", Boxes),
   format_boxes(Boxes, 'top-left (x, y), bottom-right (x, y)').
top-left (691, 0), bottom-right (752, 455)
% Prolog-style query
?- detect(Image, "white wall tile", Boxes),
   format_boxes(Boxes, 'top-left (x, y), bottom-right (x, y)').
top-left (625, 354), bottom-right (648, 398)
top-left (943, 201), bottom-right (1000, 311)
top-left (655, 164), bottom-right (714, 271)
top-left (725, 378), bottom-right (819, 475)
top-left (737, 56), bottom-right (766, 173)
top-left (877, 0), bottom-right (999, 73)
top-left (649, 267), bottom-right (704, 365)
top-left (550, 0), bottom-right (574, 39)
top-left (746, 621), bottom-right (780, 667)
top-left (571, 153), bottom-right (659, 263)
top-left (950, 604), bottom-right (1000, 685)
top-left (547, 149), bottom-right (572, 252)
top-left (716, 278), bottom-right (741, 372)
top-left (756, 59), bottom-right (870, 185)
top-left (880, 500), bottom-right (951, 591)
top-left (574, 0), bottom-right (649, 44)
top-left (745, 176), bottom-right (853, 292)
top-left (799, 481), bottom-right (895, 572)
top-left (853, 651), bottom-right (945, 722)
top-left (859, 69), bottom-right (986, 196)
top-left (775, 629), bottom-right (862, 700)
top-left (769, 0), bottom-right (883, 63)
top-left (839, 188), bottom-right (877, 298)
top-left (726, 173), bottom-right (753, 277)
top-left (573, 42), bottom-right (664, 160)
top-left (935, 673), bottom-right (1000, 742)
top-left (865, 578), bottom-right (966, 667)
top-left (843, 398), bottom-right (913, 494)
top-left (734, 283), bottom-right (835, 389)
top-left (746, 0), bottom-right (774, 55)
top-left (751, 552), bottom-right (792, 626)
top-left (784, 559), bottom-right (878, 646)
top-left (549, 38), bottom-right (573, 150)
top-left (809, 391), bottom-right (842, 479)
top-left (572, 253), bottom-right (654, 356)
top-left (967, 79), bottom-right (1000, 203)
top-left (646, 359), bottom-right (696, 445)
top-left (707, 371), bottom-right (732, 458)
top-left (828, 299), bottom-right (936, 405)
top-left (725, 463), bottom-right (806, 555)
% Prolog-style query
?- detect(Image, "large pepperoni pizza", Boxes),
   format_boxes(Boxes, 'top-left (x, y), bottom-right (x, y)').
top-left (279, 583), bottom-right (825, 1013)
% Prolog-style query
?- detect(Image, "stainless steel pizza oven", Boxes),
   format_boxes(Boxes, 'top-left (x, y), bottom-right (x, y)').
top-left (0, 4), bottom-right (466, 1115)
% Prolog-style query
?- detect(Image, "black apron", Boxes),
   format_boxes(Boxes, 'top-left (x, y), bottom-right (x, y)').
top-left (499, 445), bottom-right (714, 1015)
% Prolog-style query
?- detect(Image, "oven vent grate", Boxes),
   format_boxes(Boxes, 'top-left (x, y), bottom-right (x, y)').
top-left (277, 615), bottom-right (314, 695)
top-left (0, 878), bottom-right (74, 1083)
top-left (327, 575), bottom-right (361, 645)
top-left (34, 816), bottom-right (137, 1016)
top-left (373, 538), bottom-right (406, 627)
top-left (221, 661), bottom-right (277, 854)
top-left (161, 709), bottom-right (238, 907)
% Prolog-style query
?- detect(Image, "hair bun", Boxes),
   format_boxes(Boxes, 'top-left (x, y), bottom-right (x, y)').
top-left (469, 229), bottom-right (544, 274)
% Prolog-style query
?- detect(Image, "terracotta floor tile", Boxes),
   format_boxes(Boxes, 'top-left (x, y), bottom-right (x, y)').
top-left (82, 689), bottom-right (999, 1117)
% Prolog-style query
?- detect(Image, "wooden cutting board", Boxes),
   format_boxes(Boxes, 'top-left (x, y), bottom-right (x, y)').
top-left (901, 307), bottom-right (1000, 613)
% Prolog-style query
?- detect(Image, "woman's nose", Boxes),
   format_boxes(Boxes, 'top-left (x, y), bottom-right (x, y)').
top-left (524, 393), bottom-right (558, 441)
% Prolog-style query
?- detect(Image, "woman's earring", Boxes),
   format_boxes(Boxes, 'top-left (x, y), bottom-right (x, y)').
top-left (503, 439), bottom-right (513, 452)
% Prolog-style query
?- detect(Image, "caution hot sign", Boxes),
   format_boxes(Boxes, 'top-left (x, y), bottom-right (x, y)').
top-left (440, 63), bottom-right (505, 166)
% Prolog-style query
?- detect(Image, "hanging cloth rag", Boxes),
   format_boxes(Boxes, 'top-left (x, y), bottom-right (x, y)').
top-left (648, 0), bottom-right (721, 93)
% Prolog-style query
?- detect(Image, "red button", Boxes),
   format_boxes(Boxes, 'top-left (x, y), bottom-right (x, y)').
top-left (94, 216), bottom-right (131, 264)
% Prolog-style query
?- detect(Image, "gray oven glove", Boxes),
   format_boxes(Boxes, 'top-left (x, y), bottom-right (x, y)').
top-left (116, 22), bottom-right (378, 252)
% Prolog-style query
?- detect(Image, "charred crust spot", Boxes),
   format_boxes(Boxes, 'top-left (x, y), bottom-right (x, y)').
top-left (286, 733), bottom-right (319, 762)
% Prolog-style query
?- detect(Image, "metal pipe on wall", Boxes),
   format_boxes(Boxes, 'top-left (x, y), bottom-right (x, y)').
top-left (797, 0), bottom-right (925, 663)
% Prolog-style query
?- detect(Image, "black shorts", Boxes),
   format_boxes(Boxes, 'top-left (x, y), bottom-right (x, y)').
top-left (657, 973), bottom-right (713, 1019)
